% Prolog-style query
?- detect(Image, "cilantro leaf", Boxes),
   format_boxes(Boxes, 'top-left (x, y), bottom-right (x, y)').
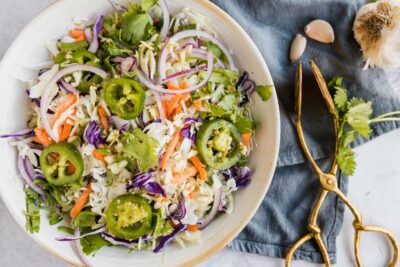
top-left (121, 128), bottom-right (159, 172)
top-left (218, 94), bottom-right (236, 112)
top-left (208, 104), bottom-right (226, 117)
top-left (121, 5), bottom-right (155, 45)
top-left (140, 0), bottom-right (157, 11)
top-left (80, 232), bottom-right (110, 255)
top-left (333, 86), bottom-right (348, 112)
top-left (57, 226), bottom-right (75, 235)
top-left (43, 193), bottom-right (62, 225)
top-left (206, 68), bottom-right (238, 86)
top-left (336, 146), bottom-right (356, 176)
top-left (256, 85), bottom-right (273, 101)
top-left (327, 76), bottom-right (343, 88)
top-left (24, 187), bottom-right (42, 233)
top-left (345, 99), bottom-right (373, 138)
top-left (234, 115), bottom-right (255, 134)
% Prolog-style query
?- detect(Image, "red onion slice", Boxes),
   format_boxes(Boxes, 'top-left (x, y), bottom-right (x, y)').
top-left (56, 227), bottom-right (105, 241)
top-left (159, 0), bottom-right (170, 41)
top-left (158, 30), bottom-right (236, 80)
top-left (121, 57), bottom-right (137, 73)
top-left (40, 64), bottom-right (108, 142)
top-left (88, 15), bottom-right (104, 54)
top-left (162, 65), bottom-right (207, 82)
top-left (198, 188), bottom-right (221, 230)
top-left (18, 156), bottom-right (45, 196)
top-left (72, 228), bottom-right (93, 267)
top-left (58, 79), bottom-right (77, 94)
top-left (136, 52), bottom-right (213, 95)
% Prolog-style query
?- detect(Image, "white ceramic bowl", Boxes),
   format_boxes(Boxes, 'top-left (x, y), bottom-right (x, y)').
top-left (0, 0), bottom-right (280, 266)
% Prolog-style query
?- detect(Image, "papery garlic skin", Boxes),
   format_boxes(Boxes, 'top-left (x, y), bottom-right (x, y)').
top-left (353, 0), bottom-right (400, 70)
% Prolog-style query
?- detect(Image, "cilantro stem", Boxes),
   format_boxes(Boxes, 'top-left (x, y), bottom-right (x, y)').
top-left (372, 111), bottom-right (400, 120)
top-left (370, 118), bottom-right (400, 123)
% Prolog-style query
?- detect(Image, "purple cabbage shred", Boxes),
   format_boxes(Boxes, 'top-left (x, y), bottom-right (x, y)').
top-left (83, 121), bottom-right (106, 149)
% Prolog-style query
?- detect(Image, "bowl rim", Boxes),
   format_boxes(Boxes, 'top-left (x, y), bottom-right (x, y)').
top-left (0, 0), bottom-right (281, 266)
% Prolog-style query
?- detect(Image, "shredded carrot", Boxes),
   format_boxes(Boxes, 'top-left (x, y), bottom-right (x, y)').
top-left (194, 101), bottom-right (203, 111)
top-left (70, 182), bottom-right (92, 219)
top-left (188, 224), bottom-right (199, 232)
top-left (242, 132), bottom-right (252, 147)
top-left (52, 94), bottom-right (77, 126)
top-left (172, 167), bottom-right (198, 183)
top-left (59, 122), bottom-right (73, 142)
top-left (69, 29), bottom-right (86, 42)
top-left (190, 156), bottom-right (208, 181)
top-left (92, 149), bottom-right (107, 165)
top-left (98, 106), bottom-right (110, 130)
top-left (166, 82), bottom-right (180, 90)
top-left (166, 95), bottom-right (182, 118)
top-left (189, 189), bottom-right (198, 200)
top-left (160, 130), bottom-right (182, 170)
top-left (34, 128), bottom-right (54, 146)
top-left (181, 93), bottom-right (191, 102)
top-left (69, 29), bottom-right (85, 38)
top-left (172, 104), bottom-right (183, 118)
top-left (179, 81), bottom-right (189, 89)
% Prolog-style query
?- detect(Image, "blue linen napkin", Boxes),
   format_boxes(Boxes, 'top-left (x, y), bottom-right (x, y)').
top-left (211, 0), bottom-right (400, 263)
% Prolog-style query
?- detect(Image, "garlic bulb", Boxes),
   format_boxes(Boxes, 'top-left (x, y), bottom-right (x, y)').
top-left (353, 0), bottom-right (400, 69)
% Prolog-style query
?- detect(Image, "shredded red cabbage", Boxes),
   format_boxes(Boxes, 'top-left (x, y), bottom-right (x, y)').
top-left (83, 121), bottom-right (106, 149)
top-left (169, 194), bottom-right (186, 220)
top-left (222, 166), bottom-right (252, 189)
top-left (154, 224), bottom-right (187, 253)
top-left (0, 129), bottom-right (34, 139)
top-left (88, 15), bottom-right (104, 53)
top-left (126, 171), bottom-right (152, 191)
top-left (144, 182), bottom-right (166, 197)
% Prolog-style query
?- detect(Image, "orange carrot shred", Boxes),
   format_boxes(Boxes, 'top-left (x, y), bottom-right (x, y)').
top-left (190, 156), bottom-right (208, 181)
top-left (166, 82), bottom-right (180, 90)
top-left (52, 94), bottom-right (77, 126)
top-left (34, 128), bottom-right (54, 146)
top-left (166, 95), bottom-right (182, 118)
top-left (59, 122), bottom-right (73, 142)
top-left (172, 166), bottom-right (198, 183)
top-left (69, 29), bottom-right (85, 38)
top-left (98, 106), bottom-right (110, 130)
top-left (194, 101), bottom-right (202, 111)
top-left (160, 130), bottom-right (182, 170)
top-left (179, 81), bottom-right (189, 89)
top-left (188, 224), bottom-right (199, 232)
top-left (70, 182), bottom-right (92, 219)
top-left (242, 132), bottom-right (252, 147)
top-left (92, 149), bottom-right (107, 165)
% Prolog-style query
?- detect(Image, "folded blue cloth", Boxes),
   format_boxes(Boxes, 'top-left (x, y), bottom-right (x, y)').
top-left (211, 0), bottom-right (400, 263)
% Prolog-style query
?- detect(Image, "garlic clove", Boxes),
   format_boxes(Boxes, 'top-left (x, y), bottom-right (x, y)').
top-left (290, 34), bottom-right (307, 63)
top-left (304, 19), bottom-right (335, 43)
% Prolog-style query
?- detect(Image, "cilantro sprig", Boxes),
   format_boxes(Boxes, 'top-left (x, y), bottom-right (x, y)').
top-left (330, 77), bottom-right (400, 176)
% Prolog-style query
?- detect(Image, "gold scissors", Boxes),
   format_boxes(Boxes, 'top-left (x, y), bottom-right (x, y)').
top-left (285, 60), bottom-right (399, 267)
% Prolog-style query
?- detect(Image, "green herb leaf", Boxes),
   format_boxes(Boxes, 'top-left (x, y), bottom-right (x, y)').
top-left (336, 146), bottom-right (356, 176)
top-left (140, 0), bottom-right (157, 11)
top-left (345, 99), bottom-right (373, 138)
top-left (255, 85), bottom-right (273, 101)
top-left (121, 128), bottom-right (159, 172)
top-left (206, 68), bottom-right (238, 86)
top-left (73, 211), bottom-right (98, 228)
top-left (218, 94), bottom-right (236, 112)
top-left (80, 232), bottom-right (110, 255)
top-left (234, 115), bottom-right (255, 134)
top-left (208, 104), bottom-right (226, 118)
top-left (333, 86), bottom-right (348, 112)
top-left (121, 5), bottom-right (155, 45)
top-left (24, 187), bottom-right (42, 233)
top-left (57, 226), bottom-right (75, 235)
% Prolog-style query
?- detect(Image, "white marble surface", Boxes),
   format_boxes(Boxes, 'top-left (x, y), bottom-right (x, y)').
top-left (1, 1), bottom-right (399, 266)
